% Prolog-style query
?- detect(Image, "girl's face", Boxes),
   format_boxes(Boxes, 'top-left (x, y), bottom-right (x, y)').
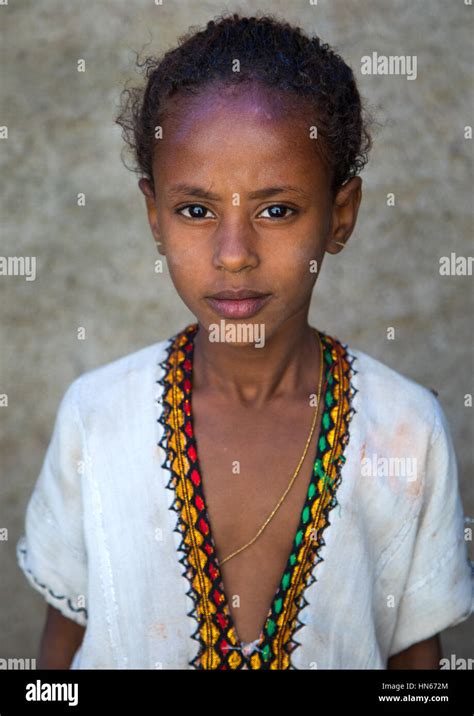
top-left (140, 83), bottom-right (361, 340)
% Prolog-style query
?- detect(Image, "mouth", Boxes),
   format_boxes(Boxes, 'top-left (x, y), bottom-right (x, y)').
top-left (205, 289), bottom-right (272, 319)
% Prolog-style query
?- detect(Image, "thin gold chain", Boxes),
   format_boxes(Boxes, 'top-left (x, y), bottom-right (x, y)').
top-left (219, 328), bottom-right (324, 566)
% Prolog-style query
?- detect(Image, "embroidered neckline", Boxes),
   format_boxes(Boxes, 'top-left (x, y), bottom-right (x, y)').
top-left (157, 323), bottom-right (357, 669)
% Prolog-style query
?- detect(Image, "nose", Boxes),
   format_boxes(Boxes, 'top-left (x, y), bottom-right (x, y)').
top-left (212, 214), bottom-right (259, 273)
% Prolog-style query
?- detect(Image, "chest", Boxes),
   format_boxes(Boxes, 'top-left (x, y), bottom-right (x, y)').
top-left (191, 394), bottom-right (323, 643)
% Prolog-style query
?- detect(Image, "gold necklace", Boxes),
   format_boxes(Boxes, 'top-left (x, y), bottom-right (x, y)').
top-left (219, 328), bottom-right (325, 566)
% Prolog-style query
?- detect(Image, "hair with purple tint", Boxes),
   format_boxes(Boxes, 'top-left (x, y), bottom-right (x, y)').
top-left (115, 12), bottom-right (375, 197)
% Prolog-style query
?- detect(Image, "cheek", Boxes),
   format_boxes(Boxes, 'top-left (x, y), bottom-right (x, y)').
top-left (267, 240), bottom-right (320, 290)
top-left (165, 238), bottom-right (205, 274)
top-left (291, 244), bottom-right (320, 274)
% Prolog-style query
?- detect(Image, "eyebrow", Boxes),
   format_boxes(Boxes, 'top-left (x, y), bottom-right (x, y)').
top-left (166, 183), bottom-right (309, 200)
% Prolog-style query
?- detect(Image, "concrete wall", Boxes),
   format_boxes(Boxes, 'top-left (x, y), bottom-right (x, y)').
top-left (1, 0), bottom-right (472, 664)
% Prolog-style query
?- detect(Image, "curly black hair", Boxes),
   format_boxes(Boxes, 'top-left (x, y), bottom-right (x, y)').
top-left (115, 12), bottom-right (374, 197)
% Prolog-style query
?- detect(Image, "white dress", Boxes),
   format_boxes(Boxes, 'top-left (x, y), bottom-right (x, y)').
top-left (16, 323), bottom-right (473, 669)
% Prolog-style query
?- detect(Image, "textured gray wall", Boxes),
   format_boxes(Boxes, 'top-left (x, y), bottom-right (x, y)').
top-left (1, 0), bottom-right (472, 663)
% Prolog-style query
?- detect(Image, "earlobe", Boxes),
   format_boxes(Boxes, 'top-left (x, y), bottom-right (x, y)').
top-left (326, 239), bottom-right (347, 255)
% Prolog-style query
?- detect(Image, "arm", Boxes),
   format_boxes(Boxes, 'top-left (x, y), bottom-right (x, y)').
top-left (387, 634), bottom-right (442, 669)
top-left (38, 605), bottom-right (86, 669)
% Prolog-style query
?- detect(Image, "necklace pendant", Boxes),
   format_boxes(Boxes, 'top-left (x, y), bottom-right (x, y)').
top-left (241, 638), bottom-right (260, 657)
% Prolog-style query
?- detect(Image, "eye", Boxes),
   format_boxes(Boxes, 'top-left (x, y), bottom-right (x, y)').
top-left (175, 204), bottom-right (216, 220)
top-left (258, 204), bottom-right (297, 219)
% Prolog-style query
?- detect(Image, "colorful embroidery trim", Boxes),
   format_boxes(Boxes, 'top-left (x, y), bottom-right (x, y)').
top-left (157, 323), bottom-right (357, 669)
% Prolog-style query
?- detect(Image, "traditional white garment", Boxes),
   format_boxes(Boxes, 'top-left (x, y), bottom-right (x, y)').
top-left (16, 323), bottom-right (473, 669)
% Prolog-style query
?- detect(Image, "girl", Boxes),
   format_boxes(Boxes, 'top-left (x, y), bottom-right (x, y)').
top-left (17, 13), bottom-right (472, 670)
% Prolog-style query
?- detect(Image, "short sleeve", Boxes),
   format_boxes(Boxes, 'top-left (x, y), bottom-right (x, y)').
top-left (389, 396), bottom-right (473, 656)
top-left (16, 378), bottom-right (88, 627)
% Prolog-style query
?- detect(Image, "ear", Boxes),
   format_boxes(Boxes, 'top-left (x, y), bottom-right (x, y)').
top-left (325, 177), bottom-right (362, 255)
top-left (138, 178), bottom-right (165, 255)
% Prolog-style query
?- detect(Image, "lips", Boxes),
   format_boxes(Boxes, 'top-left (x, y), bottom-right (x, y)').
top-left (208, 289), bottom-right (269, 300)
top-left (205, 289), bottom-right (272, 319)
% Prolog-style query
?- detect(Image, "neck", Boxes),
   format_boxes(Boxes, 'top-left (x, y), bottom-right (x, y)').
top-left (192, 312), bottom-right (322, 408)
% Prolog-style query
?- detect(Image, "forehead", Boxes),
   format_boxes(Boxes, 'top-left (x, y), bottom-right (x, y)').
top-left (164, 81), bottom-right (305, 127)
top-left (154, 82), bottom-right (329, 185)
